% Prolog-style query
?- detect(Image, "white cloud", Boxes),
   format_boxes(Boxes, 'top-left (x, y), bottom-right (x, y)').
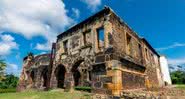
top-left (0, 34), bottom-right (19, 55)
top-left (72, 8), bottom-right (80, 18)
top-left (6, 63), bottom-right (20, 76)
top-left (156, 42), bottom-right (185, 51)
top-left (35, 43), bottom-right (51, 51)
top-left (81, 0), bottom-right (101, 11)
top-left (0, 0), bottom-right (74, 51)
top-left (168, 57), bottom-right (185, 65)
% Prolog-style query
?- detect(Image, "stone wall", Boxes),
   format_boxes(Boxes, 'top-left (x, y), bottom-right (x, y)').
top-left (122, 71), bottom-right (145, 89)
top-left (17, 7), bottom-right (163, 97)
top-left (17, 54), bottom-right (51, 91)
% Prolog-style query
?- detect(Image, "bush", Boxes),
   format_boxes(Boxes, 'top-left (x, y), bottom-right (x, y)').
top-left (74, 86), bottom-right (91, 92)
top-left (0, 88), bottom-right (16, 93)
top-left (0, 74), bottom-right (19, 89)
top-left (171, 70), bottom-right (185, 84)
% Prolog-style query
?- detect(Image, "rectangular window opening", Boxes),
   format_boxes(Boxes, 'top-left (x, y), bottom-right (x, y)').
top-left (83, 31), bottom-right (91, 45)
top-left (145, 48), bottom-right (148, 60)
top-left (97, 28), bottom-right (105, 49)
top-left (63, 40), bottom-right (68, 53)
top-left (126, 34), bottom-right (132, 54)
top-left (138, 44), bottom-right (142, 57)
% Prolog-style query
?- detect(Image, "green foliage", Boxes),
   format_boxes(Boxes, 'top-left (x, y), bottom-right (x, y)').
top-left (74, 86), bottom-right (92, 92)
top-left (0, 59), bottom-right (6, 81)
top-left (171, 70), bottom-right (185, 84)
top-left (0, 74), bottom-right (19, 89)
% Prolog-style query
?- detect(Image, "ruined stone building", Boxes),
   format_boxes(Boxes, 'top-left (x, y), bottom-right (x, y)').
top-left (17, 7), bottom-right (164, 96)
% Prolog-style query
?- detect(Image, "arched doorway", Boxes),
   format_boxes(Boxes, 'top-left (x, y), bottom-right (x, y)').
top-left (55, 64), bottom-right (66, 88)
top-left (71, 60), bottom-right (84, 86)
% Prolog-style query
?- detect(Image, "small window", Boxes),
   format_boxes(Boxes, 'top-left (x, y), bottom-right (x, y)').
top-left (83, 31), bottom-right (91, 45)
top-left (63, 40), bottom-right (68, 53)
top-left (151, 53), bottom-right (154, 64)
top-left (126, 34), bottom-right (131, 54)
top-left (97, 28), bottom-right (105, 49)
top-left (145, 48), bottom-right (148, 60)
top-left (138, 44), bottom-right (142, 57)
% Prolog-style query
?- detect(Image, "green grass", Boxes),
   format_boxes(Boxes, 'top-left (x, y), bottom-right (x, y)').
top-left (0, 90), bottom-right (91, 99)
top-left (176, 85), bottom-right (185, 90)
top-left (0, 88), bottom-right (16, 93)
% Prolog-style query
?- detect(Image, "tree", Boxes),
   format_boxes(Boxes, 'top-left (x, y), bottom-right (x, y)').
top-left (0, 59), bottom-right (6, 81)
top-left (0, 74), bottom-right (19, 89)
top-left (171, 70), bottom-right (185, 84)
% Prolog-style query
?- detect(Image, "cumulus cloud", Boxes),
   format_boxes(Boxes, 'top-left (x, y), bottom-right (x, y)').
top-left (81, 0), bottom-right (101, 11)
top-left (0, 34), bottom-right (19, 55)
top-left (0, 0), bottom-right (74, 51)
top-left (6, 63), bottom-right (20, 76)
top-left (156, 42), bottom-right (185, 51)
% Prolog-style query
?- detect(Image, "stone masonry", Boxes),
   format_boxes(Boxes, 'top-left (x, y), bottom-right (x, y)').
top-left (17, 7), bottom-right (164, 96)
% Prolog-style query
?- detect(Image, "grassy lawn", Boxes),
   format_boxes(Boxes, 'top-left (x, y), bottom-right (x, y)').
top-left (176, 85), bottom-right (185, 90)
top-left (0, 90), bottom-right (91, 99)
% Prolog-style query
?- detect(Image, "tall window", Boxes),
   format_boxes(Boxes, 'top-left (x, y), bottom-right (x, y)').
top-left (138, 44), bottom-right (142, 58)
top-left (145, 48), bottom-right (148, 60)
top-left (97, 28), bottom-right (104, 49)
top-left (63, 40), bottom-right (68, 53)
top-left (83, 31), bottom-right (91, 45)
top-left (151, 53), bottom-right (154, 64)
top-left (126, 34), bottom-right (131, 55)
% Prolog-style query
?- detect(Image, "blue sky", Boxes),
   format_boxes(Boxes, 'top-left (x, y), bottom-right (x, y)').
top-left (0, 0), bottom-right (185, 76)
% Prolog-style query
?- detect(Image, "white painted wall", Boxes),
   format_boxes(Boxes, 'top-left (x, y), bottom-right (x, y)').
top-left (160, 56), bottom-right (172, 85)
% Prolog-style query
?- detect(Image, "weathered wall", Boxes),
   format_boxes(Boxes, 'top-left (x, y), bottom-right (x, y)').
top-left (122, 71), bottom-right (145, 89)
top-left (17, 7), bottom-right (163, 97)
top-left (109, 13), bottom-right (143, 65)
top-left (160, 56), bottom-right (172, 85)
top-left (17, 54), bottom-right (50, 91)
top-left (109, 12), bottom-right (163, 89)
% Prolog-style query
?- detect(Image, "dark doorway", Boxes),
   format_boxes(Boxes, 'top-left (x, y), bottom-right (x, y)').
top-left (42, 70), bottom-right (48, 87)
top-left (30, 70), bottom-right (35, 82)
top-left (71, 60), bottom-right (83, 86)
top-left (73, 69), bottom-right (81, 86)
top-left (55, 65), bottom-right (66, 88)
top-left (92, 64), bottom-right (106, 76)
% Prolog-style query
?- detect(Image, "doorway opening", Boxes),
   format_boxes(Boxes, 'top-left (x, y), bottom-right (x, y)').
top-left (55, 64), bottom-right (66, 88)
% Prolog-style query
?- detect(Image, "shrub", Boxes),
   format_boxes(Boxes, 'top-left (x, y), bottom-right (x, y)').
top-left (74, 86), bottom-right (91, 92)
top-left (171, 70), bottom-right (185, 84)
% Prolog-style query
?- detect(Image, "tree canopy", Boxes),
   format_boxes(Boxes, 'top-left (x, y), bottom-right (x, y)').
top-left (0, 59), bottom-right (6, 81)
top-left (171, 70), bottom-right (185, 84)
top-left (0, 74), bottom-right (19, 89)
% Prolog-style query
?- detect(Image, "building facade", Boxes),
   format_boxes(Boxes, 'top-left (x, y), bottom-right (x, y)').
top-left (160, 56), bottom-right (172, 85)
top-left (17, 7), bottom-right (164, 96)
